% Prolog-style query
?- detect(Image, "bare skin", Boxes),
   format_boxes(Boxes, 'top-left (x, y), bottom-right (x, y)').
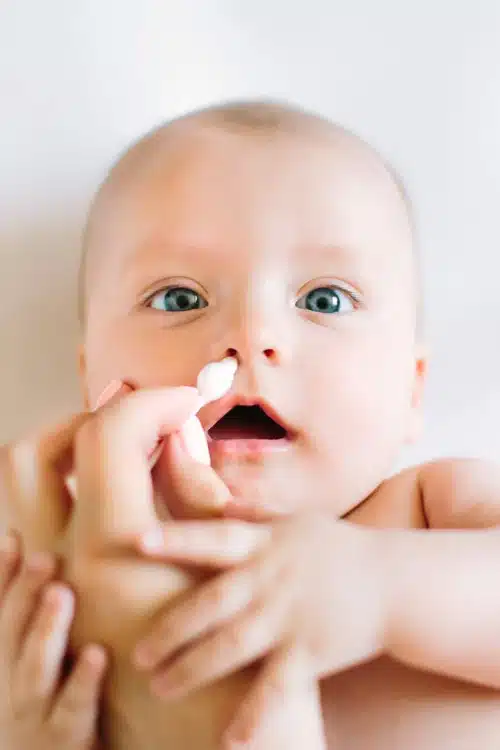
top-left (3, 103), bottom-right (500, 749)
top-left (76, 113), bottom-right (424, 748)
top-left (323, 463), bottom-right (500, 750)
top-left (1, 386), bottom-right (326, 750)
top-left (4, 406), bottom-right (500, 749)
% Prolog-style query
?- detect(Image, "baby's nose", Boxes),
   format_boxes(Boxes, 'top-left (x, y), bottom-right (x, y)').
top-left (224, 345), bottom-right (278, 365)
top-left (220, 306), bottom-right (292, 367)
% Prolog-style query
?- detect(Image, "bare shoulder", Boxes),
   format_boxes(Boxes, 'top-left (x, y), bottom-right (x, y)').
top-left (348, 457), bottom-right (500, 531)
top-left (417, 457), bottom-right (500, 529)
top-left (346, 463), bottom-right (425, 529)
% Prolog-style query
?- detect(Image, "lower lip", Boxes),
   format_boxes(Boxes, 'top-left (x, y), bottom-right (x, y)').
top-left (208, 437), bottom-right (292, 457)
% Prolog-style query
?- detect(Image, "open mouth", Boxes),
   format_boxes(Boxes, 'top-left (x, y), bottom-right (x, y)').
top-left (208, 405), bottom-right (288, 441)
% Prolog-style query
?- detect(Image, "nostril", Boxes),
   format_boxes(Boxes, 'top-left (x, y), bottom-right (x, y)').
top-left (224, 347), bottom-right (277, 361)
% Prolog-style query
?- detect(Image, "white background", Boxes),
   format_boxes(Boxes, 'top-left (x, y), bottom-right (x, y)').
top-left (0, 1), bottom-right (499, 469)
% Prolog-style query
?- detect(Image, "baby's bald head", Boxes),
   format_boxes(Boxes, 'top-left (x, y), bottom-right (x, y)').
top-left (78, 99), bottom-right (420, 334)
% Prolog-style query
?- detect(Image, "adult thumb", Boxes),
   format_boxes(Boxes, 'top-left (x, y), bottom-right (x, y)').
top-left (156, 428), bottom-right (231, 520)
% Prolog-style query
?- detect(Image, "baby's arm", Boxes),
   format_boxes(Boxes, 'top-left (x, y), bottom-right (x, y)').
top-left (380, 457), bottom-right (500, 687)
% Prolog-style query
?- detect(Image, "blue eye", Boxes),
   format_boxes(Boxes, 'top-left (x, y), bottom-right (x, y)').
top-left (296, 286), bottom-right (354, 314)
top-left (149, 287), bottom-right (208, 312)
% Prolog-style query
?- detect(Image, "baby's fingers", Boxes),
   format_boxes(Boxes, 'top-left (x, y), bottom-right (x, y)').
top-left (49, 644), bottom-right (107, 745)
top-left (223, 647), bottom-right (326, 750)
top-left (137, 520), bottom-right (271, 568)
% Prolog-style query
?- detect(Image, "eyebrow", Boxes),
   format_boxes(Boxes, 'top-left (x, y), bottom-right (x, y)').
top-left (124, 241), bottom-right (225, 265)
top-left (120, 240), bottom-right (372, 285)
top-left (298, 243), bottom-right (359, 260)
top-left (294, 243), bottom-right (376, 276)
top-left (120, 241), bottom-right (219, 274)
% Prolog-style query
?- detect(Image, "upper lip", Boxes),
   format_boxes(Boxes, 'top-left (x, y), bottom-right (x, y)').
top-left (199, 394), bottom-right (294, 438)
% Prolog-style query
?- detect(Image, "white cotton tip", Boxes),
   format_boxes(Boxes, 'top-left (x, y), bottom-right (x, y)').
top-left (196, 357), bottom-right (238, 406)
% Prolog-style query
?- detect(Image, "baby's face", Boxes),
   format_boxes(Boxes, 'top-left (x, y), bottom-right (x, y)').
top-left (80, 126), bottom-right (426, 518)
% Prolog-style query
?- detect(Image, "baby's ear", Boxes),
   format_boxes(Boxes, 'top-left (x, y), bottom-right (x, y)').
top-left (77, 343), bottom-right (90, 411)
top-left (405, 343), bottom-right (429, 444)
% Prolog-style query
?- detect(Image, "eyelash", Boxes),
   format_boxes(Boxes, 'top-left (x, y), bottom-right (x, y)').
top-left (144, 284), bottom-right (360, 313)
top-left (145, 286), bottom-right (204, 309)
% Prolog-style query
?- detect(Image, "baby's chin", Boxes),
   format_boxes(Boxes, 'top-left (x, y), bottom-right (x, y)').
top-left (153, 447), bottom-right (365, 523)
top-left (219, 466), bottom-right (295, 522)
top-left (208, 459), bottom-right (354, 522)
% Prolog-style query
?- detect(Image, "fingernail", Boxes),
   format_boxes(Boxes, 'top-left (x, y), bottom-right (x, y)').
top-left (93, 380), bottom-right (123, 411)
top-left (139, 529), bottom-right (165, 553)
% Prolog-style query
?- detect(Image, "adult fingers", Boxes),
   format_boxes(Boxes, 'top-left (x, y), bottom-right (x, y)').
top-left (74, 386), bottom-right (201, 542)
top-left (0, 550), bottom-right (55, 672)
top-left (13, 583), bottom-right (75, 717)
top-left (155, 430), bottom-right (232, 520)
top-left (49, 643), bottom-right (107, 745)
top-left (0, 412), bottom-right (90, 551)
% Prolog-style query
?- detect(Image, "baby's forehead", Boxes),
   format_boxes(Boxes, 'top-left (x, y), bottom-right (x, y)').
top-left (90, 122), bottom-right (410, 242)
top-left (80, 111), bottom-right (415, 321)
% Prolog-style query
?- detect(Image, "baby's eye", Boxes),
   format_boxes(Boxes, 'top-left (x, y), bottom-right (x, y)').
top-left (296, 286), bottom-right (354, 315)
top-left (149, 287), bottom-right (208, 312)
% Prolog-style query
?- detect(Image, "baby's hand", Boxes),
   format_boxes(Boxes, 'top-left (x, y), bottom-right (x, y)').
top-left (132, 513), bottom-right (385, 744)
top-left (0, 533), bottom-right (107, 750)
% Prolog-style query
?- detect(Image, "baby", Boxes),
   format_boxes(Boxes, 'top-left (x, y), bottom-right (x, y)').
top-left (2, 100), bottom-right (500, 750)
